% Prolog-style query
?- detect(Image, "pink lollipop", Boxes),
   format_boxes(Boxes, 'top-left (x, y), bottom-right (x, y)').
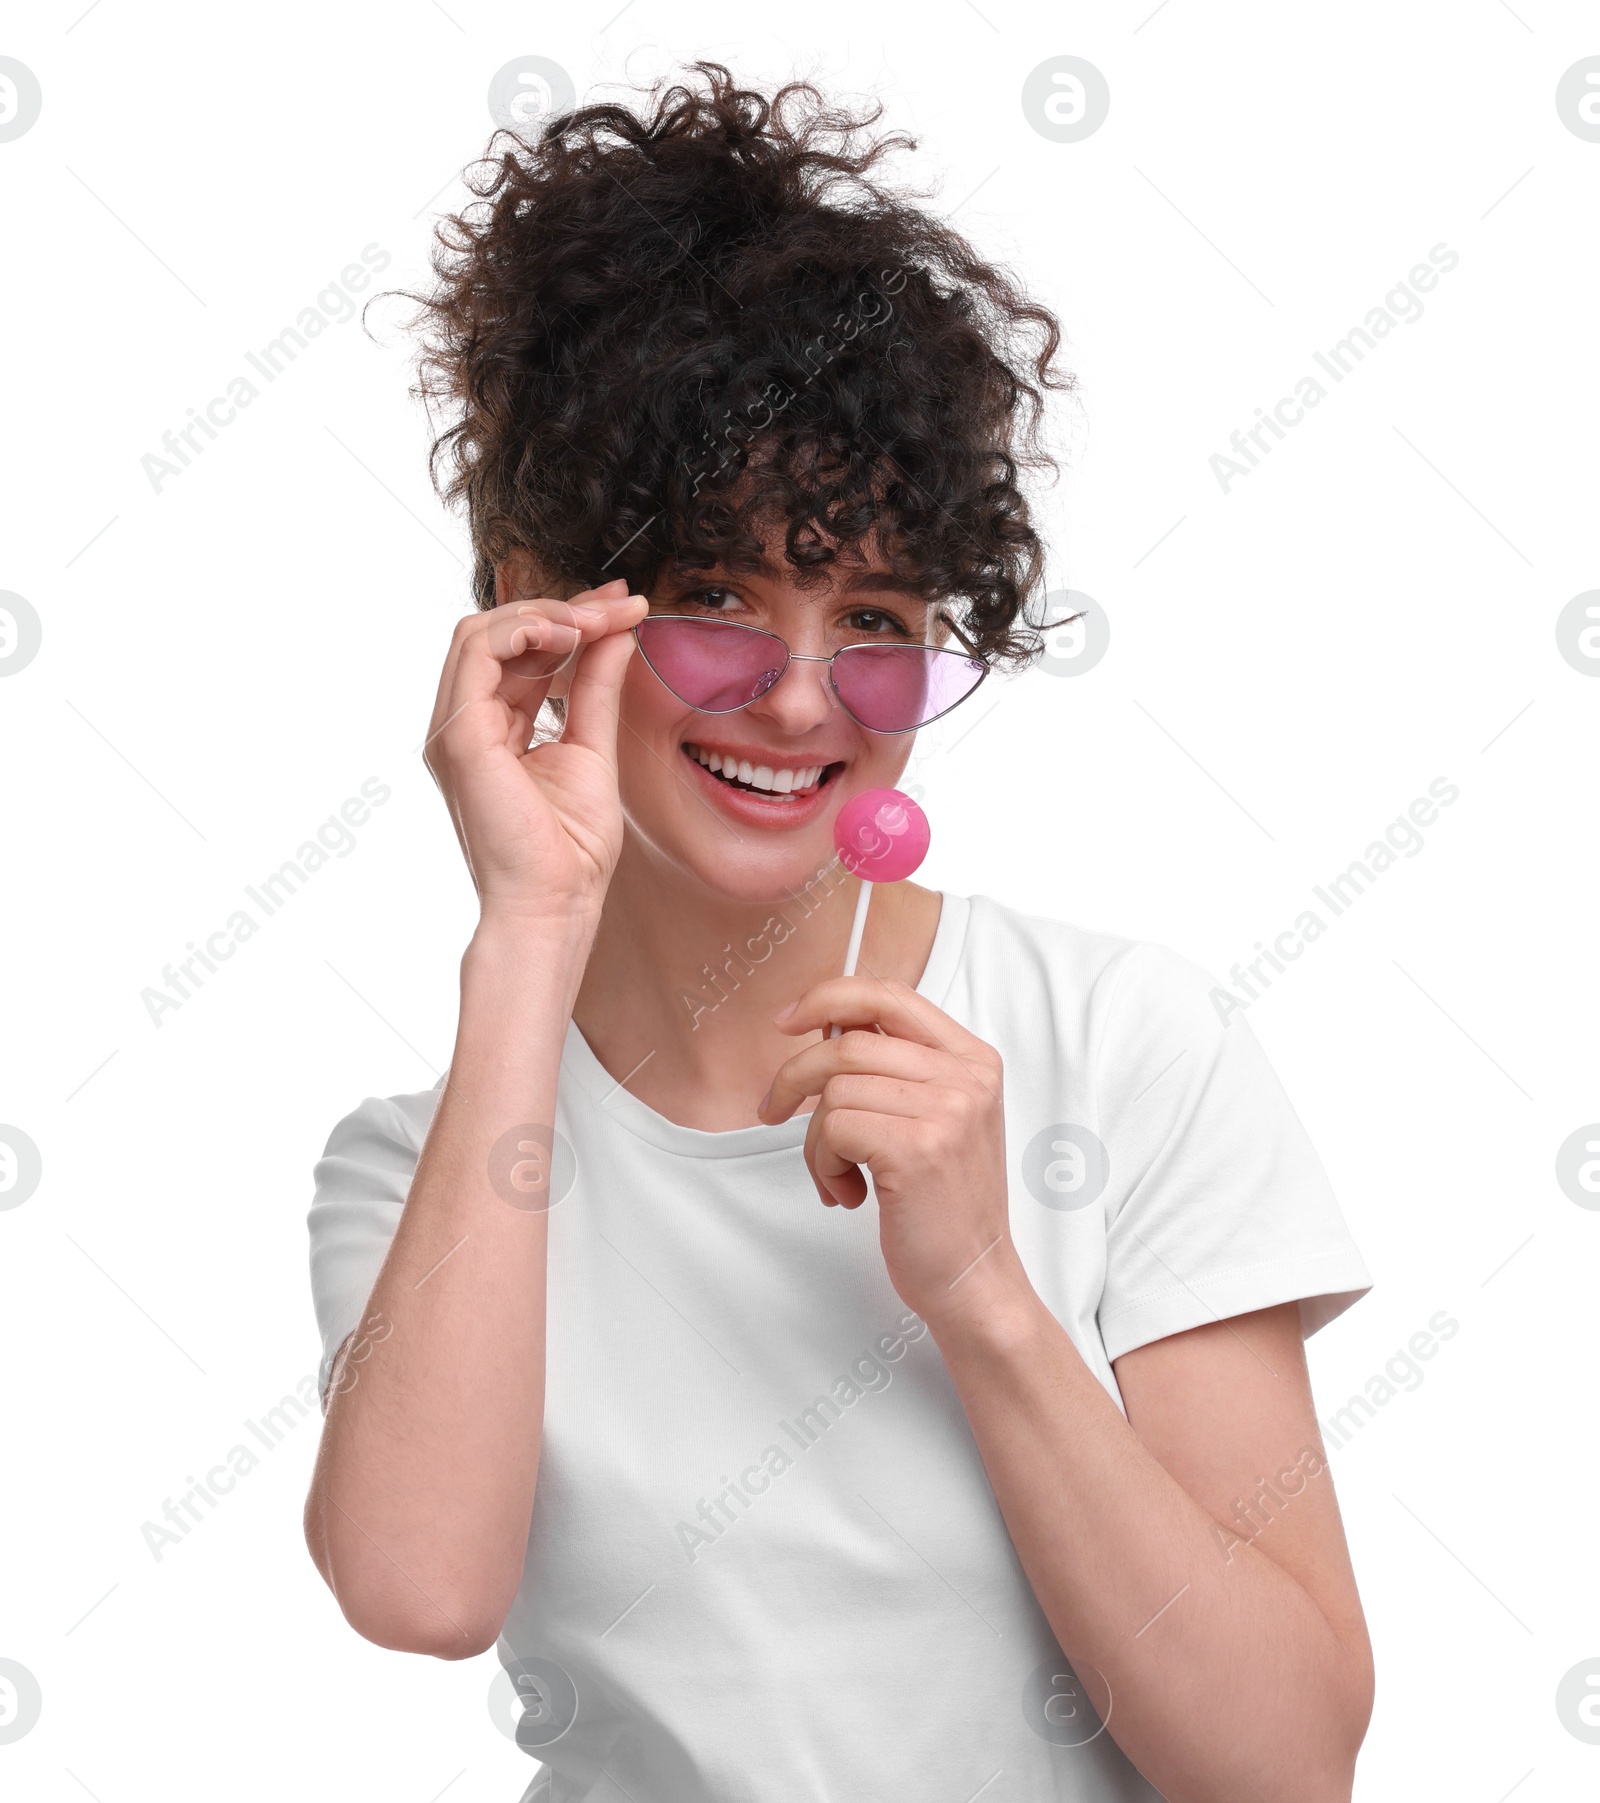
top-left (828, 788), bottom-right (930, 1037)
top-left (833, 787), bottom-right (931, 883)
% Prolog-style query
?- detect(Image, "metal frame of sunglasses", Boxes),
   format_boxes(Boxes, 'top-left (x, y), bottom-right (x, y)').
top-left (631, 610), bottom-right (989, 734)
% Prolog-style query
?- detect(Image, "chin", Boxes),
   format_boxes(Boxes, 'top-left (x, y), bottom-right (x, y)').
top-left (670, 823), bottom-right (848, 911)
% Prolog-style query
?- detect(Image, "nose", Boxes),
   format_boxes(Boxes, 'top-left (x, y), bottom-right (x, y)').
top-left (746, 648), bottom-right (839, 736)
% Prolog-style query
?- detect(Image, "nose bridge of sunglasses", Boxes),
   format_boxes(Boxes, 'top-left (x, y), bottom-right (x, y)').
top-left (756, 644), bottom-right (842, 712)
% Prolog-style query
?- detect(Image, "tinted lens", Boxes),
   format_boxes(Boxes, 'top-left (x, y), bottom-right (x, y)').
top-left (831, 644), bottom-right (987, 732)
top-left (634, 617), bottom-right (786, 712)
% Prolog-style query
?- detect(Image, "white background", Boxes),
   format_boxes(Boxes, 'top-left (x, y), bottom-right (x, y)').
top-left (2, 3), bottom-right (1596, 1799)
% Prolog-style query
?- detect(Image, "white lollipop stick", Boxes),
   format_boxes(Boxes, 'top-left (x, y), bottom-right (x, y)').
top-left (829, 880), bottom-right (873, 1040)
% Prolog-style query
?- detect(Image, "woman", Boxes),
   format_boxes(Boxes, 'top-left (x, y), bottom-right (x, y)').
top-left (305, 63), bottom-right (1376, 1803)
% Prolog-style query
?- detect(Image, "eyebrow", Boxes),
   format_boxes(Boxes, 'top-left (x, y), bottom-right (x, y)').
top-left (837, 571), bottom-right (932, 603)
top-left (756, 558), bottom-right (932, 603)
top-left (661, 558), bottom-right (934, 606)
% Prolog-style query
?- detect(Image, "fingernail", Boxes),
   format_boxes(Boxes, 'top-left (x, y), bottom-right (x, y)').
top-left (572, 605), bottom-right (606, 622)
top-left (756, 1087), bottom-right (772, 1115)
top-left (773, 1000), bottom-right (797, 1023)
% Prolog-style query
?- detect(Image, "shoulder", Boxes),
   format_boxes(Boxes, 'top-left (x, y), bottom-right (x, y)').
top-left (944, 892), bottom-right (1227, 1056)
top-left (311, 1082), bottom-right (442, 1196)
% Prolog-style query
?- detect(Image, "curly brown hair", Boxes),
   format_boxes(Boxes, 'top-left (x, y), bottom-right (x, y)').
top-left (404, 60), bottom-right (1072, 666)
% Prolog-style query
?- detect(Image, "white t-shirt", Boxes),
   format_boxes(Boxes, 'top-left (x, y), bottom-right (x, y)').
top-left (307, 892), bottom-right (1372, 1803)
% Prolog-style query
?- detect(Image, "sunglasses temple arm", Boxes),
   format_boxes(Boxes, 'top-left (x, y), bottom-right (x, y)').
top-left (937, 608), bottom-right (982, 656)
top-left (827, 878), bottom-right (874, 1040)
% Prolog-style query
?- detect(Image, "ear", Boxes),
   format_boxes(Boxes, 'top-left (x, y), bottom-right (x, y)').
top-left (493, 548), bottom-right (549, 607)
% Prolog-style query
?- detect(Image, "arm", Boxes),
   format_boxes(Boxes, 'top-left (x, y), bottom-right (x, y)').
top-left (760, 975), bottom-right (1373, 1803)
top-left (303, 574), bottom-right (649, 1657)
top-left (930, 1286), bottom-right (1373, 1803)
top-left (303, 924), bottom-right (587, 1658)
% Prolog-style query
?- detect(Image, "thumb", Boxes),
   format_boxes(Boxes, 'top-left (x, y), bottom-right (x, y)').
top-left (560, 629), bottom-right (637, 768)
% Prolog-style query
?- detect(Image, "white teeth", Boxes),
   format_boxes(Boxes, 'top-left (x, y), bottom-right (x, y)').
top-left (685, 745), bottom-right (832, 796)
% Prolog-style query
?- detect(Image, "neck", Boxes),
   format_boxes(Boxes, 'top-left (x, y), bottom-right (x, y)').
top-left (573, 831), bottom-right (941, 1130)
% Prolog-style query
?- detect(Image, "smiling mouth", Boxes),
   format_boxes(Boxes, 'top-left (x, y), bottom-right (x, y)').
top-left (682, 742), bottom-right (843, 799)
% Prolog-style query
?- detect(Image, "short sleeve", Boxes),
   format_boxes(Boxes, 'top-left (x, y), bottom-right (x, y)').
top-left (307, 1094), bottom-right (424, 1409)
top-left (1092, 942), bottom-right (1373, 1364)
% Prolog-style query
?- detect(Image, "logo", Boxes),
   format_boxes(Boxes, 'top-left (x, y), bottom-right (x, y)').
top-left (0, 593), bottom-right (42, 676)
top-left (488, 1656), bottom-right (579, 1750)
top-left (1021, 1123), bottom-right (1110, 1212)
top-left (1022, 58), bottom-right (1111, 143)
top-left (1022, 1655), bottom-right (1111, 1745)
top-left (1556, 1657), bottom-right (1600, 1743)
top-left (1556, 58), bottom-right (1600, 141)
top-left (0, 1126), bottom-right (42, 1211)
top-left (1556, 1125), bottom-right (1600, 1210)
top-left (488, 1122), bottom-right (577, 1212)
top-left (488, 58), bottom-right (576, 134)
top-left (0, 1658), bottom-right (42, 1744)
top-left (1556, 590), bottom-right (1600, 675)
top-left (1033, 589), bottom-right (1110, 677)
top-left (0, 60), bottom-right (42, 143)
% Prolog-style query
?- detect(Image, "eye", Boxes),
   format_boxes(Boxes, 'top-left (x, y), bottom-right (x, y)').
top-left (844, 606), bottom-right (915, 638)
top-left (678, 585), bottom-right (742, 612)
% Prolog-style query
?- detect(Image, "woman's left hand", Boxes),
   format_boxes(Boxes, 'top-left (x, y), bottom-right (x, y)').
top-left (757, 977), bottom-right (1024, 1329)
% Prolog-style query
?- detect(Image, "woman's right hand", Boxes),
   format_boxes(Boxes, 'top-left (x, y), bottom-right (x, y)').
top-left (423, 576), bottom-right (650, 929)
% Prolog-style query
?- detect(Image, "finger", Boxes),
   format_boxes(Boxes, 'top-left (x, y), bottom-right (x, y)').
top-left (424, 604), bottom-right (571, 756)
top-left (494, 588), bottom-right (647, 663)
top-left (804, 1094), bottom-right (868, 1208)
top-left (424, 580), bottom-right (640, 744)
top-left (776, 975), bottom-right (994, 1063)
top-left (424, 589), bottom-right (578, 743)
top-left (805, 1104), bottom-right (911, 1209)
top-left (426, 610), bottom-right (484, 750)
top-left (819, 1073), bottom-right (936, 1123)
top-left (428, 613), bottom-right (564, 769)
top-left (487, 598), bottom-right (621, 689)
top-left (759, 1031), bottom-right (946, 1123)
top-left (497, 594), bottom-right (649, 737)
top-left (429, 594), bottom-right (645, 764)
top-left (558, 625), bottom-right (642, 769)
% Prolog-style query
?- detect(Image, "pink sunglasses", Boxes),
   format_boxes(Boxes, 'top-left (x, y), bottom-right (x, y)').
top-left (632, 612), bottom-right (987, 735)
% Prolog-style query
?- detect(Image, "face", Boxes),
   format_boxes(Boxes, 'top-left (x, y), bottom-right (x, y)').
top-left (613, 545), bottom-right (939, 906)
